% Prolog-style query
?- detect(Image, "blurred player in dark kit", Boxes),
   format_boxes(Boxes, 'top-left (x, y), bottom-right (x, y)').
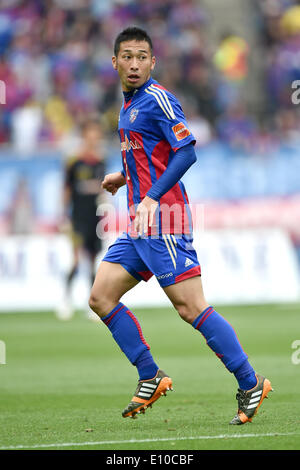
top-left (56, 118), bottom-right (105, 321)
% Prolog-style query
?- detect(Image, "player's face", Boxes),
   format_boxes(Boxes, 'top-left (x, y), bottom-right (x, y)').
top-left (84, 126), bottom-right (101, 146)
top-left (112, 40), bottom-right (156, 91)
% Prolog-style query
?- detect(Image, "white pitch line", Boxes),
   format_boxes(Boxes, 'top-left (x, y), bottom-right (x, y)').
top-left (0, 432), bottom-right (298, 450)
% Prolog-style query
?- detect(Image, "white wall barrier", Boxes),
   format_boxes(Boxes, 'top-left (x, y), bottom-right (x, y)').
top-left (0, 228), bottom-right (299, 312)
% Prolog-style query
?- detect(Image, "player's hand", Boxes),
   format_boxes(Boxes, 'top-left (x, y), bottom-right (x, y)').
top-left (102, 172), bottom-right (126, 195)
top-left (134, 196), bottom-right (158, 236)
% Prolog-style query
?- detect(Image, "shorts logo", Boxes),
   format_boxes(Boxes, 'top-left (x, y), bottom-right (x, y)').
top-left (157, 272), bottom-right (173, 280)
top-left (172, 122), bottom-right (191, 141)
top-left (130, 108), bottom-right (139, 123)
top-left (185, 258), bottom-right (193, 267)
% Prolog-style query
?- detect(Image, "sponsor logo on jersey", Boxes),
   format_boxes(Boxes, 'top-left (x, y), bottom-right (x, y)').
top-left (129, 108), bottom-right (139, 123)
top-left (121, 134), bottom-right (142, 152)
top-left (172, 122), bottom-right (191, 141)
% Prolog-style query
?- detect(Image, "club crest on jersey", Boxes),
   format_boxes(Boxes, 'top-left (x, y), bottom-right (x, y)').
top-left (121, 134), bottom-right (142, 152)
top-left (129, 108), bottom-right (139, 123)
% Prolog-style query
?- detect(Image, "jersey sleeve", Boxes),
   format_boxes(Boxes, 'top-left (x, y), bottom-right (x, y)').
top-left (147, 86), bottom-right (196, 151)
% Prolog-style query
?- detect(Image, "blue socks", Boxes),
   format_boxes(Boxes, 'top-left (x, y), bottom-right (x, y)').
top-left (101, 302), bottom-right (159, 380)
top-left (192, 306), bottom-right (257, 390)
top-left (102, 302), bottom-right (257, 390)
top-left (234, 359), bottom-right (258, 390)
top-left (135, 349), bottom-right (159, 380)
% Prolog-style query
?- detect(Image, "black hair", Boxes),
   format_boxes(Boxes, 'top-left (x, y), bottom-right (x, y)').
top-left (114, 26), bottom-right (153, 56)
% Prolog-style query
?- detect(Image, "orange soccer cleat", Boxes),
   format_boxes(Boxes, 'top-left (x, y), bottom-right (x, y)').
top-left (230, 374), bottom-right (273, 425)
top-left (122, 369), bottom-right (173, 419)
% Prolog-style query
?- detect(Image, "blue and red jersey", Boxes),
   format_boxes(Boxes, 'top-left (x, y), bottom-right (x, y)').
top-left (118, 76), bottom-right (196, 236)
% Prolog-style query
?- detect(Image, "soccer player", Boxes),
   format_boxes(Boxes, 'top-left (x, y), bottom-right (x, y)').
top-left (56, 118), bottom-right (105, 321)
top-left (89, 27), bottom-right (272, 424)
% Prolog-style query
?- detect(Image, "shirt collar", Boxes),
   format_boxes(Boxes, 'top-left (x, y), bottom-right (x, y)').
top-left (122, 76), bottom-right (154, 102)
top-left (137, 76), bottom-right (154, 93)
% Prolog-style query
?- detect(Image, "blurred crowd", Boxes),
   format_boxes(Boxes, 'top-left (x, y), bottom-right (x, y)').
top-left (0, 0), bottom-right (300, 156)
top-left (253, 0), bottom-right (300, 147)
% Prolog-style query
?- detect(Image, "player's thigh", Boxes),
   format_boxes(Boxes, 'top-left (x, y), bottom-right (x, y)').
top-left (163, 276), bottom-right (209, 323)
top-left (89, 261), bottom-right (139, 315)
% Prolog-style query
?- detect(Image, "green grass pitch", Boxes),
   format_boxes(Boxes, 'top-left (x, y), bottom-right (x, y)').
top-left (0, 303), bottom-right (300, 450)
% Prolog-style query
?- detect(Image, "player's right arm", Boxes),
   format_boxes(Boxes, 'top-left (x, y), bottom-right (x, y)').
top-left (102, 171), bottom-right (126, 195)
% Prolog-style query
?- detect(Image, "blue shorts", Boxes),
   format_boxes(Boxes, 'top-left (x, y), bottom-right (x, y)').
top-left (102, 232), bottom-right (201, 287)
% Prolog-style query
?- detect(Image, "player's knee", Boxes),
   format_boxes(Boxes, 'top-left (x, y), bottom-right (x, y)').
top-left (175, 303), bottom-right (198, 324)
top-left (88, 292), bottom-right (107, 317)
top-left (88, 289), bottom-right (118, 318)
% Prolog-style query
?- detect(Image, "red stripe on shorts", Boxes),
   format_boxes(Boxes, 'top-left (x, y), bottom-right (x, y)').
top-left (175, 265), bottom-right (201, 284)
top-left (138, 270), bottom-right (153, 281)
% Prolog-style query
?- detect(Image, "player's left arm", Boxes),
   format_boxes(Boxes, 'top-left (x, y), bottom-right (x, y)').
top-left (134, 90), bottom-right (197, 235)
top-left (134, 144), bottom-right (196, 234)
top-left (146, 143), bottom-right (196, 201)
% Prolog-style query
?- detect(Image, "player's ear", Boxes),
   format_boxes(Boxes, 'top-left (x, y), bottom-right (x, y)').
top-left (150, 55), bottom-right (156, 71)
top-left (112, 56), bottom-right (117, 70)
